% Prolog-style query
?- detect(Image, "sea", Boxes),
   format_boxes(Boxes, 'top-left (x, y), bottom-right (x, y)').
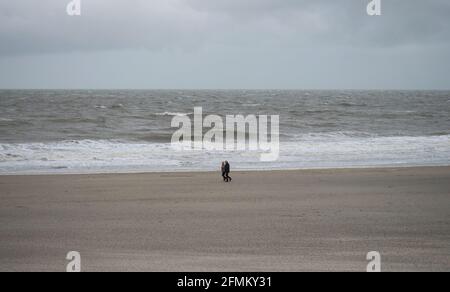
top-left (0, 89), bottom-right (449, 174)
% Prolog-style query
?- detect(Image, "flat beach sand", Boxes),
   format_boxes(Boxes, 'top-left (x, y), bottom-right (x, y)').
top-left (0, 167), bottom-right (449, 272)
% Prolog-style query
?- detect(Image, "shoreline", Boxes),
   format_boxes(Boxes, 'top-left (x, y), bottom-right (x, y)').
top-left (1, 164), bottom-right (450, 177)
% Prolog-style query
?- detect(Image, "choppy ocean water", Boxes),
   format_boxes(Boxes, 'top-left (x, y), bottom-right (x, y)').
top-left (0, 90), bottom-right (449, 174)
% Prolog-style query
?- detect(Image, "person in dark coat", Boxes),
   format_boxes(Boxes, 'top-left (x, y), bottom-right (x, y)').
top-left (224, 161), bottom-right (232, 182)
top-left (221, 161), bottom-right (227, 182)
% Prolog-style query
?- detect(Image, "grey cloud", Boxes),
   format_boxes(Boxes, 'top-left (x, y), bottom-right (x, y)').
top-left (0, 0), bottom-right (449, 56)
top-left (0, 0), bottom-right (449, 89)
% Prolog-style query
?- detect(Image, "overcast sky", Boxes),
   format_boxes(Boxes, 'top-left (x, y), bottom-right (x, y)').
top-left (0, 0), bottom-right (449, 89)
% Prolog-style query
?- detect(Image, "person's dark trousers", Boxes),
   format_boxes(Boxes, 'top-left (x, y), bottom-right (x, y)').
top-left (225, 172), bottom-right (232, 182)
top-left (222, 172), bottom-right (228, 182)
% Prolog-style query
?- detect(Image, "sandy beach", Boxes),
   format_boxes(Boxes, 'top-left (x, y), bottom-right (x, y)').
top-left (0, 167), bottom-right (449, 272)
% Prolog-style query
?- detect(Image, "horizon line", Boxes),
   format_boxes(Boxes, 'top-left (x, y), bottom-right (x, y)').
top-left (1, 88), bottom-right (450, 91)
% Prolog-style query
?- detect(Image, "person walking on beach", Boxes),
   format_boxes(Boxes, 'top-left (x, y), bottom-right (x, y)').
top-left (224, 161), bottom-right (232, 182)
top-left (221, 161), bottom-right (227, 182)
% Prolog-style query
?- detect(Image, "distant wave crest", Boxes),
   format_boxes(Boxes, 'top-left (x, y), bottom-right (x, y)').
top-left (154, 112), bottom-right (193, 117)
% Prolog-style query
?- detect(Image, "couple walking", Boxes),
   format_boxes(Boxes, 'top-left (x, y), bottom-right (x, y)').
top-left (221, 161), bottom-right (232, 182)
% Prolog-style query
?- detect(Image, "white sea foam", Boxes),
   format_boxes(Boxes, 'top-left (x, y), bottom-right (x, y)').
top-left (155, 112), bottom-right (193, 117)
top-left (0, 135), bottom-right (449, 175)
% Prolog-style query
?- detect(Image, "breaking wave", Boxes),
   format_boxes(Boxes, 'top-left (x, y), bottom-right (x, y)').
top-left (1, 135), bottom-right (449, 174)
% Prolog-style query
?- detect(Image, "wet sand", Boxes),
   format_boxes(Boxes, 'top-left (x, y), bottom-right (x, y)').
top-left (0, 167), bottom-right (449, 272)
